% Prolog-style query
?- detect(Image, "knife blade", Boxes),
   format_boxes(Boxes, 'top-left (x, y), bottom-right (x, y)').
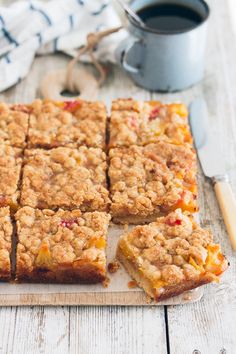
top-left (189, 98), bottom-right (236, 251)
top-left (189, 98), bottom-right (226, 178)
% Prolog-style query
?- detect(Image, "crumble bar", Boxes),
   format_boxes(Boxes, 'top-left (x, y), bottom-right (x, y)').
top-left (16, 207), bottom-right (110, 283)
top-left (0, 145), bottom-right (23, 210)
top-left (0, 103), bottom-right (30, 148)
top-left (0, 207), bottom-right (13, 281)
top-left (20, 146), bottom-right (110, 211)
top-left (117, 209), bottom-right (228, 301)
top-left (109, 99), bottom-right (192, 148)
top-left (28, 99), bottom-right (107, 149)
top-left (109, 142), bottom-right (197, 223)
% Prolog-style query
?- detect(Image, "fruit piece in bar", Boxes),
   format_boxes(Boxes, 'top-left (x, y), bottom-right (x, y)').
top-left (28, 99), bottom-right (107, 149)
top-left (109, 99), bottom-right (192, 148)
top-left (0, 145), bottom-right (23, 211)
top-left (0, 207), bottom-right (13, 281)
top-left (117, 209), bottom-right (228, 301)
top-left (15, 207), bottom-right (111, 283)
top-left (109, 142), bottom-right (197, 223)
top-left (0, 102), bottom-right (30, 148)
top-left (20, 146), bottom-right (110, 211)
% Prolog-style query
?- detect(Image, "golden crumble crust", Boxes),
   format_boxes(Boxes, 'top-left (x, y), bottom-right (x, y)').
top-left (16, 207), bottom-right (111, 283)
top-left (109, 142), bottom-right (197, 221)
top-left (109, 99), bottom-right (192, 148)
top-left (0, 207), bottom-right (13, 281)
top-left (20, 146), bottom-right (110, 211)
top-left (28, 99), bottom-right (107, 149)
top-left (117, 209), bottom-right (228, 300)
top-left (0, 103), bottom-right (29, 148)
top-left (0, 145), bottom-right (23, 209)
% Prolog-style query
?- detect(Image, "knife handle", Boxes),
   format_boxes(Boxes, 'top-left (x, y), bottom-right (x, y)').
top-left (214, 181), bottom-right (236, 250)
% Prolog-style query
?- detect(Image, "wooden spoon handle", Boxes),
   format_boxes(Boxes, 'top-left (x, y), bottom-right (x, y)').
top-left (214, 181), bottom-right (236, 250)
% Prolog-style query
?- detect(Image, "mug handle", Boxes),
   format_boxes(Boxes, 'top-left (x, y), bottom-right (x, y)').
top-left (121, 35), bottom-right (142, 74)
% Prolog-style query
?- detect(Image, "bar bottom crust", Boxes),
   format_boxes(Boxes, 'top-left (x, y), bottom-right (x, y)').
top-left (0, 271), bottom-right (11, 282)
top-left (112, 213), bottom-right (164, 225)
top-left (16, 261), bottom-right (106, 284)
top-left (117, 246), bottom-right (212, 302)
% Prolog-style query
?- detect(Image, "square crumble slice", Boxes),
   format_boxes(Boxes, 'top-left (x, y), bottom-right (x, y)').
top-left (109, 142), bottom-right (198, 223)
top-left (16, 207), bottom-right (111, 283)
top-left (109, 99), bottom-right (192, 148)
top-left (20, 146), bottom-right (110, 211)
top-left (117, 209), bottom-right (228, 301)
top-left (0, 145), bottom-right (23, 209)
top-left (28, 99), bottom-right (107, 149)
top-left (0, 207), bottom-right (13, 281)
top-left (0, 103), bottom-right (30, 148)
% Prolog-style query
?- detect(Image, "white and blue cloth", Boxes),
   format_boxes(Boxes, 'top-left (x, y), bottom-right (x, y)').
top-left (0, 0), bottom-right (126, 92)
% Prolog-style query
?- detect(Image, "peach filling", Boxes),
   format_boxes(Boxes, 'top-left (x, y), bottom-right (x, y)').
top-left (189, 245), bottom-right (228, 280)
top-left (168, 103), bottom-right (188, 118)
top-left (174, 199), bottom-right (197, 213)
top-left (87, 238), bottom-right (106, 249)
top-left (119, 239), bottom-right (227, 292)
top-left (55, 100), bottom-right (81, 113)
top-left (35, 244), bottom-right (52, 268)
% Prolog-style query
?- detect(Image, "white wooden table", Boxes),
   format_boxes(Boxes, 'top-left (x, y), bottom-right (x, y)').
top-left (0, 1), bottom-right (236, 353)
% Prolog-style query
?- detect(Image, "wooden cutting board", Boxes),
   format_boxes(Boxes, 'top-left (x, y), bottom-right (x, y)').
top-left (0, 222), bottom-right (204, 306)
top-left (0, 287), bottom-right (203, 306)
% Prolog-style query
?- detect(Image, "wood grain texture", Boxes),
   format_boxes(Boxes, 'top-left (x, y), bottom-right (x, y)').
top-left (68, 306), bottom-right (167, 354)
top-left (0, 306), bottom-right (167, 354)
top-left (214, 181), bottom-right (236, 250)
top-left (0, 288), bottom-right (203, 306)
top-left (0, 0), bottom-right (235, 353)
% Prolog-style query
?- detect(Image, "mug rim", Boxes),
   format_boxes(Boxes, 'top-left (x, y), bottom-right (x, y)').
top-left (129, 0), bottom-right (210, 35)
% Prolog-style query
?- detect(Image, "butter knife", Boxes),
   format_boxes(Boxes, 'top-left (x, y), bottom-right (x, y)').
top-left (189, 98), bottom-right (236, 250)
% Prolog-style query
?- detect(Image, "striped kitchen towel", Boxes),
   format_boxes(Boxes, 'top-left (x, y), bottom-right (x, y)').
top-left (0, 0), bottom-right (126, 92)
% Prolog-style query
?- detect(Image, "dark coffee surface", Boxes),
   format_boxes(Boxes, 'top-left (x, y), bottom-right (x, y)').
top-left (137, 3), bottom-right (203, 32)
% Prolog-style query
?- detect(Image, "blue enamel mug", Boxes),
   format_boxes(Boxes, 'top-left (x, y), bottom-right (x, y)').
top-left (116, 0), bottom-right (210, 92)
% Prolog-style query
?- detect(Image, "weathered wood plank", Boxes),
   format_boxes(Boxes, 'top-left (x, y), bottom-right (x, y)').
top-left (68, 306), bottom-right (167, 354)
top-left (0, 307), bottom-right (17, 354)
top-left (0, 305), bottom-right (167, 354)
top-left (0, 306), bottom-right (70, 354)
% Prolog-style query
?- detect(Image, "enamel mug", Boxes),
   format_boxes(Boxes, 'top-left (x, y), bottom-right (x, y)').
top-left (116, 0), bottom-right (210, 92)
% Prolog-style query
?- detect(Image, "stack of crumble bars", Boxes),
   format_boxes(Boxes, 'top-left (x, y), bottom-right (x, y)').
top-left (0, 99), bottom-right (228, 301)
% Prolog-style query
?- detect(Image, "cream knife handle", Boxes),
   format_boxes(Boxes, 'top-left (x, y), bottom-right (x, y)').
top-left (214, 179), bottom-right (236, 250)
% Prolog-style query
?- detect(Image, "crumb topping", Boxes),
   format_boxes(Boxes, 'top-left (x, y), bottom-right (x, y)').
top-left (0, 145), bottom-right (23, 207)
top-left (102, 277), bottom-right (110, 288)
top-left (118, 209), bottom-right (227, 286)
top-left (28, 99), bottom-right (107, 149)
top-left (109, 142), bottom-right (197, 218)
top-left (110, 99), bottom-right (192, 147)
top-left (20, 146), bottom-right (110, 211)
top-left (0, 102), bottom-right (29, 147)
top-left (0, 207), bottom-right (12, 277)
top-left (108, 260), bottom-right (120, 273)
top-left (16, 207), bottom-right (110, 272)
top-left (0, 97), bottom-right (228, 292)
